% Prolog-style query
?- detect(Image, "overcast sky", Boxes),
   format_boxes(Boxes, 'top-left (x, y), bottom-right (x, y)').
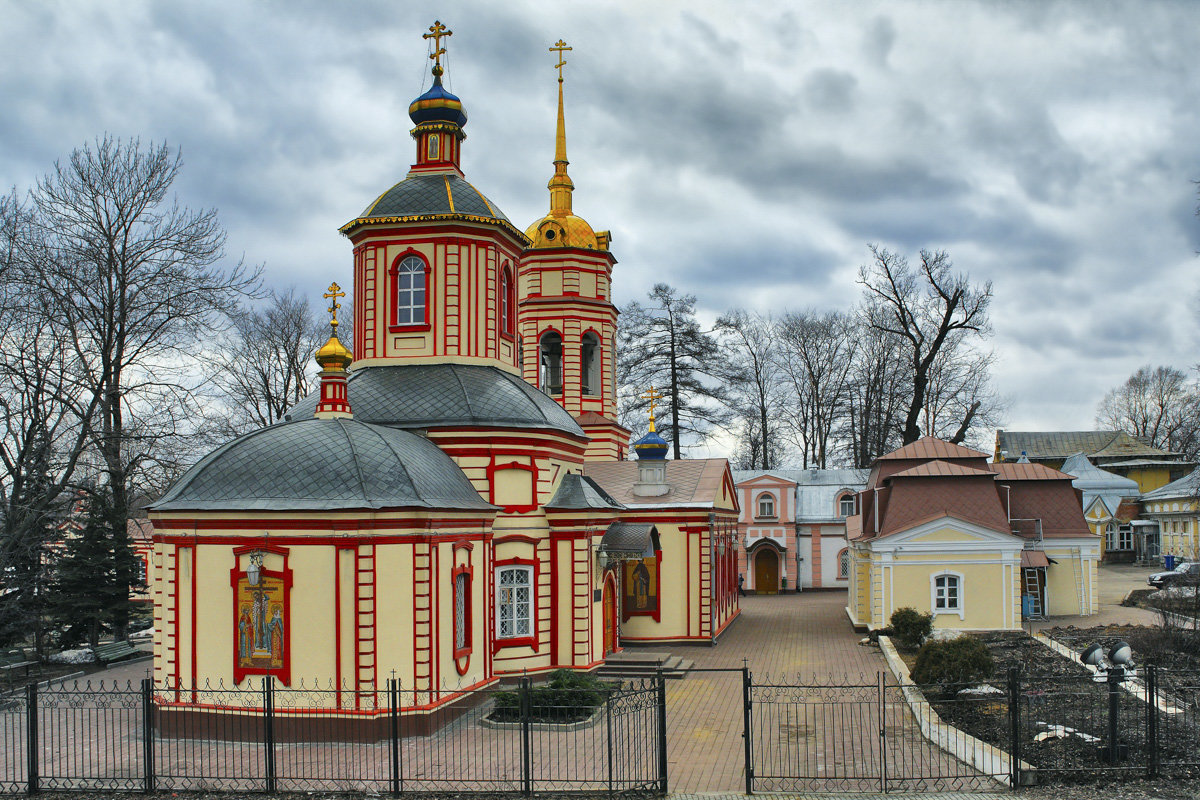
top-left (3, 1), bottom-right (1199, 458)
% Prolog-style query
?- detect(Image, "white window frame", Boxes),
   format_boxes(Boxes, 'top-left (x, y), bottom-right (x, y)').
top-left (496, 565), bottom-right (534, 640)
top-left (1118, 523), bottom-right (1134, 551)
top-left (930, 571), bottom-right (965, 620)
top-left (1105, 523), bottom-right (1116, 551)
top-left (395, 255), bottom-right (427, 325)
top-left (756, 492), bottom-right (775, 519)
top-left (838, 494), bottom-right (856, 518)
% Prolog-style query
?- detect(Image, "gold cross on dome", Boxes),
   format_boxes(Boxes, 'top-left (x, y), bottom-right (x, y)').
top-left (424, 21), bottom-right (452, 69)
top-left (550, 39), bottom-right (572, 82)
top-left (323, 282), bottom-right (345, 331)
top-left (641, 386), bottom-right (663, 419)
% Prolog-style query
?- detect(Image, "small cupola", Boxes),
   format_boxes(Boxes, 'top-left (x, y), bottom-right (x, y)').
top-left (408, 21), bottom-right (467, 175)
top-left (633, 386), bottom-right (670, 497)
top-left (314, 282), bottom-right (353, 420)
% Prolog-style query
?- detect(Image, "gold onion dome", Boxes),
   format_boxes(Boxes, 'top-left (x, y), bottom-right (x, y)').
top-left (315, 333), bottom-right (352, 370)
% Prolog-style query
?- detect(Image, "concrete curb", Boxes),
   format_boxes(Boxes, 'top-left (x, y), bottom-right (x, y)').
top-left (1032, 632), bottom-right (1183, 715)
top-left (877, 635), bottom-right (1031, 788)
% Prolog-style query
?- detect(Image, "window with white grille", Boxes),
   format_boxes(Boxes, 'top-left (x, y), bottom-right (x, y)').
top-left (934, 574), bottom-right (961, 611)
top-left (497, 566), bottom-right (533, 639)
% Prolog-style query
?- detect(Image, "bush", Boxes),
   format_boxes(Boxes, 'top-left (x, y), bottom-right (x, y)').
top-left (911, 636), bottom-right (994, 687)
top-left (491, 669), bottom-right (618, 723)
top-left (889, 607), bottom-right (933, 650)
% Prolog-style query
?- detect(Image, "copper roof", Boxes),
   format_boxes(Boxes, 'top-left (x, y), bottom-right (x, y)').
top-left (1020, 550), bottom-right (1051, 568)
top-left (990, 462), bottom-right (1073, 481)
top-left (891, 460), bottom-right (995, 479)
top-left (876, 476), bottom-right (1011, 538)
top-left (877, 437), bottom-right (991, 461)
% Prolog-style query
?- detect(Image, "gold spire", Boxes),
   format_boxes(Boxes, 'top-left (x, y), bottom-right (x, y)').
top-left (548, 39), bottom-right (574, 216)
top-left (641, 386), bottom-right (663, 433)
top-left (424, 20), bottom-right (452, 76)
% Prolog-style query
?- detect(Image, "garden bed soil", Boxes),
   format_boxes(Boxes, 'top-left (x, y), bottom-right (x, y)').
top-left (902, 630), bottom-right (1200, 783)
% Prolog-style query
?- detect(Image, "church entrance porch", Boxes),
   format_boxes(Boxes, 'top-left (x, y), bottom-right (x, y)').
top-left (753, 547), bottom-right (780, 594)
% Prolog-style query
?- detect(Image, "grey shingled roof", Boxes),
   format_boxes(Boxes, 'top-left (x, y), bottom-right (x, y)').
top-left (359, 174), bottom-right (510, 223)
top-left (996, 430), bottom-right (1174, 461)
top-left (599, 523), bottom-right (658, 557)
top-left (546, 473), bottom-right (624, 510)
top-left (286, 364), bottom-right (585, 437)
top-left (152, 418), bottom-right (494, 512)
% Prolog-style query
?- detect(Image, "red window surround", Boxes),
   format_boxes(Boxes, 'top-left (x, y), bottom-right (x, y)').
top-left (452, 562), bottom-right (474, 671)
top-left (492, 557), bottom-right (539, 653)
top-left (499, 265), bottom-right (515, 339)
top-left (388, 250), bottom-right (433, 332)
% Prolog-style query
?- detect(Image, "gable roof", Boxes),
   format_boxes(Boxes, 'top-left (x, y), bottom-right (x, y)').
top-left (545, 473), bottom-right (624, 510)
top-left (996, 430), bottom-right (1176, 461)
top-left (877, 437), bottom-right (991, 461)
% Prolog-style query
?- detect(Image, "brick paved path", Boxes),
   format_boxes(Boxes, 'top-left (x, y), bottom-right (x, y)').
top-left (1, 592), bottom-right (998, 796)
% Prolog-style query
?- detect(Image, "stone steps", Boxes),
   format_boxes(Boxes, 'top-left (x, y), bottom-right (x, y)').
top-left (597, 650), bottom-right (694, 680)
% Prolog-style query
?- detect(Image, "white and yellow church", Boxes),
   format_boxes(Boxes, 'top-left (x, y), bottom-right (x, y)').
top-left (147, 26), bottom-right (739, 717)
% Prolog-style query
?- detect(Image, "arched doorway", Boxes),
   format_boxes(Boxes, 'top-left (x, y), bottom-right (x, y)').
top-left (754, 548), bottom-right (779, 594)
top-left (602, 572), bottom-right (619, 655)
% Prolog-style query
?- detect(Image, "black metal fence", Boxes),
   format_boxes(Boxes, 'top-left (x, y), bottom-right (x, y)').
top-left (3, 665), bottom-right (1199, 794)
top-left (0, 676), bottom-right (665, 795)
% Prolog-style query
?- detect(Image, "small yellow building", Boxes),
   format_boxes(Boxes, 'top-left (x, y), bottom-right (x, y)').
top-left (1140, 467), bottom-right (1200, 563)
top-left (847, 438), bottom-right (1099, 631)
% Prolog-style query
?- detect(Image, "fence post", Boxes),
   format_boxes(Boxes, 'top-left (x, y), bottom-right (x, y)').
top-left (263, 677), bottom-right (276, 794)
top-left (141, 678), bottom-right (155, 794)
top-left (742, 666), bottom-right (753, 795)
top-left (1007, 666), bottom-right (1021, 789)
top-left (25, 682), bottom-right (37, 796)
top-left (389, 678), bottom-right (401, 796)
top-left (656, 669), bottom-right (667, 794)
top-left (605, 686), bottom-right (614, 795)
top-left (1146, 665), bottom-right (1158, 779)
top-left (520, 676), bottom-right (532, 798)
top-left (877, 671), bottom-right (887, 794)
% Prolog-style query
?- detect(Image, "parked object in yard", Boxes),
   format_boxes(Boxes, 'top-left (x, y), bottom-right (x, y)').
top-left (1148, 561), bottom-right (1197, 588)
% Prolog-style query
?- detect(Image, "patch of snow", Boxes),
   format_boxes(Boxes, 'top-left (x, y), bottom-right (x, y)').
top-left (129, 628), bottom-right (154, 642)
top-left (47, 648), bottom-right (95, 664)
top-left (928, 628), bottom-right (966, 642)
top-left (1033, 722), bottom-right (1099, 743)
top-left (958, 684), bottom-right (1004, 696)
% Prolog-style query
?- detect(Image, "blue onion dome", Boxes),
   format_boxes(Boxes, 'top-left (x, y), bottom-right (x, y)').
top-left (408, 71), bottom-right (467, 128)
top-left (634, 429), bottom-right (669, 461)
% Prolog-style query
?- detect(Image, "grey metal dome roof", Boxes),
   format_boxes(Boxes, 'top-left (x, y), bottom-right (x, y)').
top-left (152, 418), bottom-right (495, 512)
top-left (286, 364), bottom-right (586, 438)
top-left (340, 174), bottom-right (526, 241)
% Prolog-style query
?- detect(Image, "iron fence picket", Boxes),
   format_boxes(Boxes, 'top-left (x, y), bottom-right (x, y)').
top-left (0, 687), bottom-right (25, 794)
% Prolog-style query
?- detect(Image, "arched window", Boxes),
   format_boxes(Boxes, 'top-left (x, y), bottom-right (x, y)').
top-left (838, 493), bottom-right (856, 518)
top-left (581, 332), bottom-right (600, 396)
top-left (539, 331), bottom-right (563, 395)
top-left (392, 254), bottom-right (428, 327)
top-left (931, 571), bottom-right (963, 618)
top-left (756, 492), bottom-right (775, 519)
top-left (838, 548), bottom-right (850, 579)
top-left (499, 266), bottom-right (515, 336)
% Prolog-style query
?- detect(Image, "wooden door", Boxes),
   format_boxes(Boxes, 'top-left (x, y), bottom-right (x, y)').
top-left (603, 574), bottom-right (618, 655)
top-left (755, 549), bottom-right (779, 594)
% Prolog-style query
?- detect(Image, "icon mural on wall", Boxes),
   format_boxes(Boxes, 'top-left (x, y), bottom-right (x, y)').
top-left (235, 574), bottom-right (286, 672)
top-left (622, 555), bottom-right (659, 618)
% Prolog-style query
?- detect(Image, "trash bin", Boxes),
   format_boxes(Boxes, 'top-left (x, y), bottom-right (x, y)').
top-left (1165, 554), bottom-right (1176, 570)
top-left (1021, 595), bottom-right (1036, 619)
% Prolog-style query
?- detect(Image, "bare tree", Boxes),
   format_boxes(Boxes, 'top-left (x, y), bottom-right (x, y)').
top-left (618, 284), bottom-right (730, 458)
top-left (842, 305), bottom-right (909, 467)
top-left (776, 309), bottom-right (857, 469)
top-left (715, 309), bottom-right (785, 470)
top-left (920, 334), bottom-right (1006, 447)
top-left (207, 288), bottom-right (326, 438)
top-left (858, 246), bottom-right (993, 445)
top-left (1097, 365), bottom-right (1200, 459)
top-left (17, 136), bottom-right (259, 638)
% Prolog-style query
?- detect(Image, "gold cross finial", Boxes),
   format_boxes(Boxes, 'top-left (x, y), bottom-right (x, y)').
top-left (424, 20), bottom-right (452, 72)
top-left (323, 282), bottom-right (346, 332)
top-left (550, 39), bottom-right (572, 83)
top-left (641, 386), bottom-right (663, 432)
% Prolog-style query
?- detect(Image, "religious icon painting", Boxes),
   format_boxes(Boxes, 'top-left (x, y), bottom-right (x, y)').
top-left (231, 548), bottom-right (292, 684)
top-left (621, 553), bottom-right (661, 621)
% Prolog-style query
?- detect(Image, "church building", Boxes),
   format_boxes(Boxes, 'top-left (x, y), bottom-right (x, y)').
top-left (147, 25), bottom-right (738, 718)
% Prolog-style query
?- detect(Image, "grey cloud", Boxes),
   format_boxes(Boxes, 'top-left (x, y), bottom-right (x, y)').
top-left (802, 69), bottom-right (858, 114)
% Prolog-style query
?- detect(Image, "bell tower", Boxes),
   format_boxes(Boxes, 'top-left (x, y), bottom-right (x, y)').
top-left (518, 40), bottom-right (629, 461)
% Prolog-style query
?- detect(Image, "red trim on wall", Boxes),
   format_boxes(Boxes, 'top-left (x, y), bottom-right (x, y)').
top-left (452, 562), bottom-right (474, 670)
top-left (487, 459), bottom-right (539, 513)
top-left (387, 248), bottom-right (433, 333)
top-left (492, 556), bottom-right (540, 654)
